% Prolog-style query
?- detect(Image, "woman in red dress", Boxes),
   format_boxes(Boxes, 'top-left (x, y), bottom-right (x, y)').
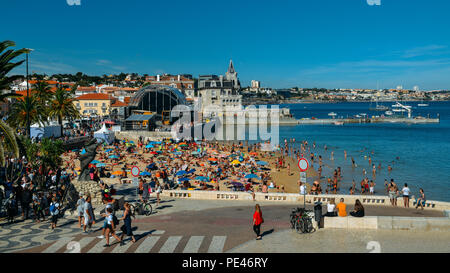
top-left (253, 204), bottom-right (263, 240)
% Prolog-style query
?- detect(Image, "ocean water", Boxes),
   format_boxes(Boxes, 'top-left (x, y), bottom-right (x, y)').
top-left (277, 101), bottom-right (450, 202)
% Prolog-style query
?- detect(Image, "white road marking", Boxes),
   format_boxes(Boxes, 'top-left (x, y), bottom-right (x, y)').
top-left (207, 236), bottom-right (226, 253)
top-left (183, 236), bottom-right (204, 253)
top-left (159, 236), bottom-right (182, 253)
top-left (135, 236), bottom-right (160, 253)
top-left (42, 237), bottom-right (74, 253)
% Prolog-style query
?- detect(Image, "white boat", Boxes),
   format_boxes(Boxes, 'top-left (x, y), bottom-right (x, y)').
top-left (385, 110), bottom-right (393, 116)
top-left (328, 112), bottom-right (337, 118)
top-left (391, 102), bottom-right (413, 118)
top-left (418, 103), bottom-right (429, 107)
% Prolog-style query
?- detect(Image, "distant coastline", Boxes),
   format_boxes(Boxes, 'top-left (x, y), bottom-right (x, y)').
top-left (242, 99), bottom-right (449, 105)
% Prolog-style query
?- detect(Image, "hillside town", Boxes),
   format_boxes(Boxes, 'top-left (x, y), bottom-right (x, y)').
top-left (2, 60), bottom-right (449, 119)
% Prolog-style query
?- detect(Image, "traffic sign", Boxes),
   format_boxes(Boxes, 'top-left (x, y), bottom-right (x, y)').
top-left (298, 158), bottom-right (309, 172)
top-left (300, 172), bottom-right (307, 183)
top-left (131, 166), bottom-right (140, 177)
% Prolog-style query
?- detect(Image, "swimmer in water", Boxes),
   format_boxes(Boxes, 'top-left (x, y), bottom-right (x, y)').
top-left (344, 150), bottom-right (347, 160)
top-left (388, 165), bottom-right (392, 172)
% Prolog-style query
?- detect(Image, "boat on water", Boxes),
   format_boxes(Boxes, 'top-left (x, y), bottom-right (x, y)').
top-left (328, 112), bottom-right (337, 118)
top-left (385, 110), bottom-right (393, 116)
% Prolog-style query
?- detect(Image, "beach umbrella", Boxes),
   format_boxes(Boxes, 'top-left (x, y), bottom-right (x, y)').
top-left (176, 170), bottom-right (188, 176)
top-left (231, 160), bottom-right (241, 165)
top-left (109, 155), bottom-right (119, 159)
top-left (249, 152), bottom-right (258, 156)
top-left (187, 169), bottom-right (196, 174)
top-left (80, 149), bottom-right (86, 155)
top-left (208, 158), bottom-right (218, 161)
top-left (150, 151), bottom-right (158, 155)
top-left (145, 144), bottom-right (154, 148)
top-left (178, 177), bottom-right (190, 182)
top-left (96, 163), bottom-right (106, 167)
top-left (112, 170), bottom-right (122, 175)
top-left (256, 161), bottom-right (268, 166)
top-left (245, 173), bottom-right (260, 179)
top-left (105, 149), bottom-right (113, 153)
top-left (195, 176), bottom-right (209, 182)
top-left (140, 171), bottom-right (151, 176)
top-left (91, 160), bottom-right (100, 164)
top-left (129, 140), bottom-right (134, 144)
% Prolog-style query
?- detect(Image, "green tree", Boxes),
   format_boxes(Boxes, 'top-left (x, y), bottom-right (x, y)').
top-left (8, 95), bottom-right (45, 136)
top-left (0, 40), bottom-right (30, 91)
top-left (48, 86), bottom-right (80, 136)
top-left (0, 120), bottom-right (19, 166)
top-left (33, 80), bottom-right (53, 105)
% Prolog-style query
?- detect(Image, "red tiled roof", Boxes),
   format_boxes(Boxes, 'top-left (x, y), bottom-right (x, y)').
top-left (77, 86), bottom-right (97, 91)
top-left (75, 93), bottom-right (111, 100)
top-left (111, 100), bottom-right (128, 107)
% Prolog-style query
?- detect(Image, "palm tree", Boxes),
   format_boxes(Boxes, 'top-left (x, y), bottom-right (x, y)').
top-left (48, 86), bottom-right (80, 136)
top-left (0, 40), bottom-right (30, 91)
top-left (0, 119), bottom-right (19, 166)
top-left (33, 80), bottom-right (53, 104)
top-left (8, 95), bottom-right (45, 136)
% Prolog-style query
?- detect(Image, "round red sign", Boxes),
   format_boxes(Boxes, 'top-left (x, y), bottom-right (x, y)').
top-left (131, 166), bottom-right (140, 177)
top-left (298, 158), bottom-right (309, 172)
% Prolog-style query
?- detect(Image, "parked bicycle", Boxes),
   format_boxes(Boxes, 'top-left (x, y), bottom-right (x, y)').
top-left (290, 207), bottom-right (315, 234)
top-left (130, 198), bottom-right (153, 216)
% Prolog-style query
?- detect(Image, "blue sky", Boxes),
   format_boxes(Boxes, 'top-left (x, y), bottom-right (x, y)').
top-left (3, 0), bottom-right (450, 90)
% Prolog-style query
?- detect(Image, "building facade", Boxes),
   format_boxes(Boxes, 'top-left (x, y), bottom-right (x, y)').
top-left (197, 60), bottom-right (243, 117)
top-left (74, 93), bottom-right (112, 117)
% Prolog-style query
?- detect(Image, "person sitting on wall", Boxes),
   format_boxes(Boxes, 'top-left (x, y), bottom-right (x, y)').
top-left (350, 199), bottom-right (365, 217)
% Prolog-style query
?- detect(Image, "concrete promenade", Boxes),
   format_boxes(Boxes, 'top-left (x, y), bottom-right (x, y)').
top-left (3, 183), bottom-right (449, 253)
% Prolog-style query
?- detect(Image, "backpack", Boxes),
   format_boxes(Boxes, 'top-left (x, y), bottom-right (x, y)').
top-left (50, 203), bottom-right (56, 213)
top-left (112, 214), bottom-right (119, 226)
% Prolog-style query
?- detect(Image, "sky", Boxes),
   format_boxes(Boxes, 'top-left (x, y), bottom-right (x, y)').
top-left (2, 0), bottom-right (450, 90)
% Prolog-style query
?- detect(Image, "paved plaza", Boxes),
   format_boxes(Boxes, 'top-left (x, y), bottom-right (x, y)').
top-left (1, 184), bottom-right (447, 253)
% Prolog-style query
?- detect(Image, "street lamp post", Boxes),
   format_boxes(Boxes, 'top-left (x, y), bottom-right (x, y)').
top-left (25, 48), bottom-right (33, 137)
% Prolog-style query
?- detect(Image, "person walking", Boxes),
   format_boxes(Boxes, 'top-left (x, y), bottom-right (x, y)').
top-left (21, 185), bottom-right (32, 220)
top-left (83, 196), bottom-right (95, 234)
top-left (252, 204), bottom-right (264, 240)
top-left (104, 207), bottom-right (122, 247)
top-left (76, 194), bottom-right (85, 228)
top-left (119, 202), bottom-right (136, 245)
top-left (33, 192), bottom-right (45, 223)
top-left (155, 180), bottom-right (162, 207)
top-left (49, 197), bottom-right (60, 230)
top-left (6, 193), bottom-right (17, 224)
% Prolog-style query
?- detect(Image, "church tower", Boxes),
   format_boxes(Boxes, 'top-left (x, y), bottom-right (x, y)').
top-left (225, 59), bottom-right (240, 90)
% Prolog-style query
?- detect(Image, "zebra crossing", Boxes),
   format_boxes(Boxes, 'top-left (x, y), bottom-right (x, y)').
top-left (39, 231), bottom-right (227, 253)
